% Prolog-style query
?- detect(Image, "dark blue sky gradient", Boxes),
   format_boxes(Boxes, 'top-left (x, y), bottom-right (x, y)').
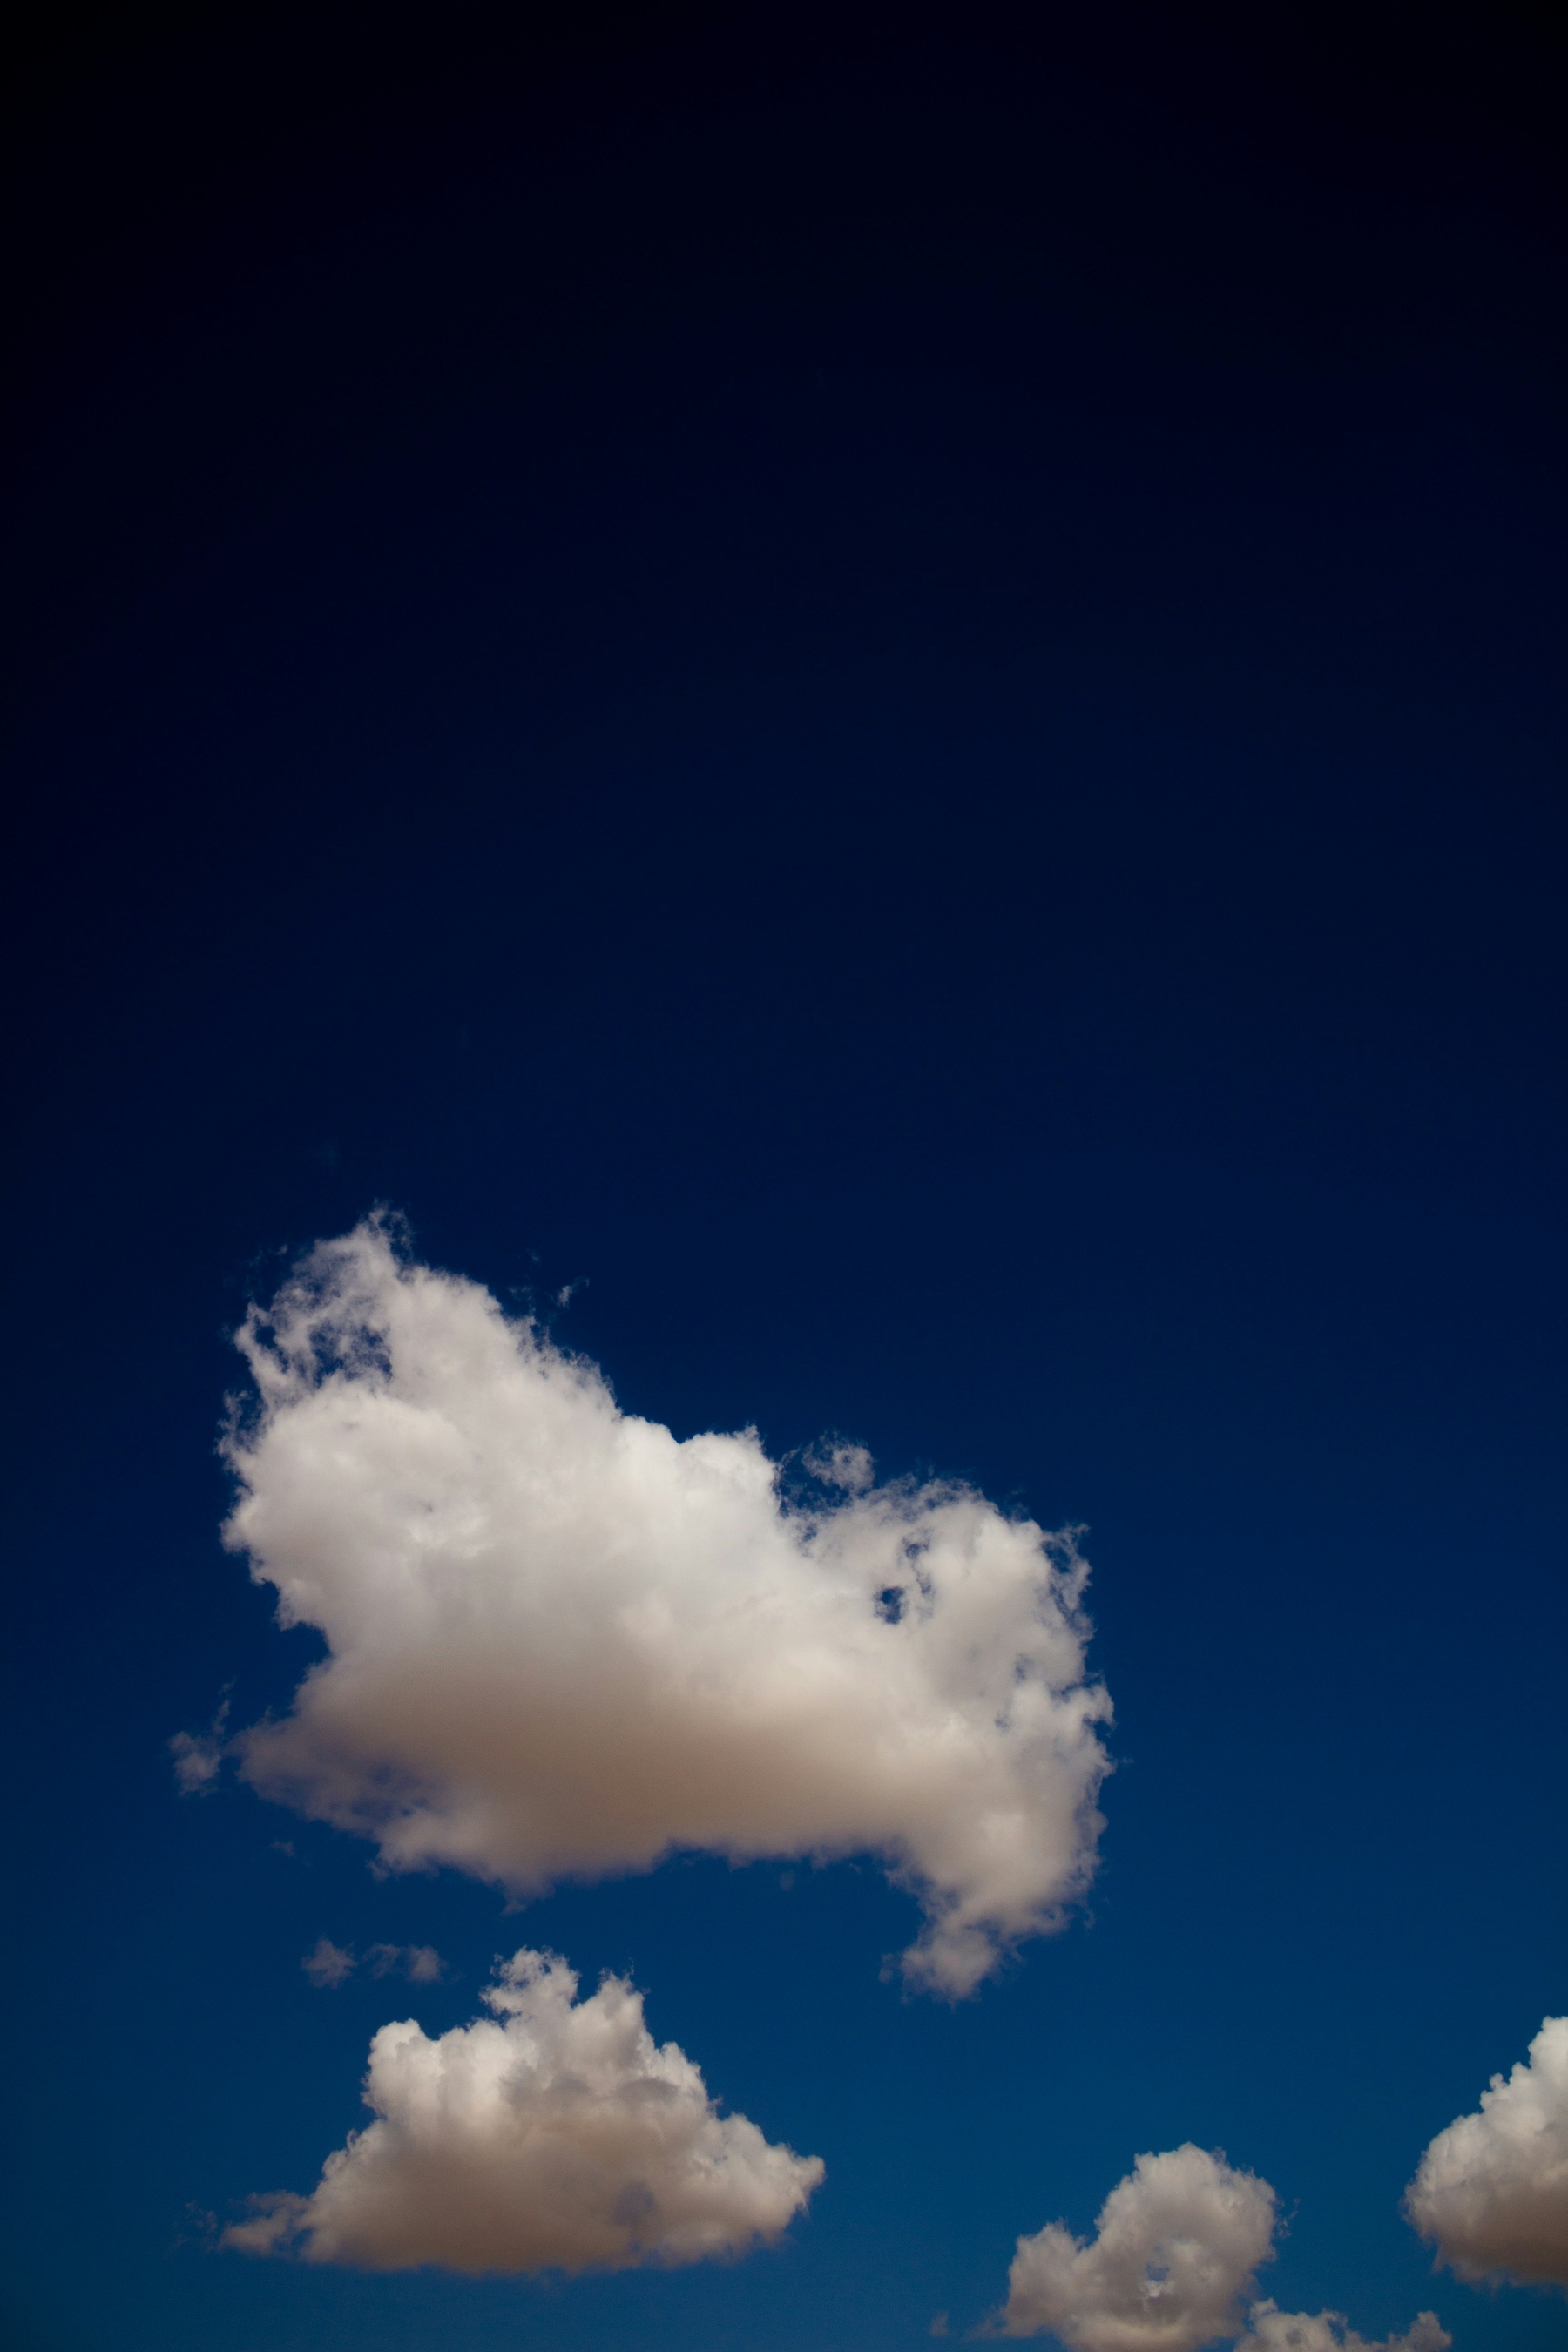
top-left (3, 7), bottom-right (1565, 2349)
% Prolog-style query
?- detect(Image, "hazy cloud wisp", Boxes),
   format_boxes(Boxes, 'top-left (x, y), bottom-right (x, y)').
top-left (170, 1696), bottom-right (230, 1794)
top-left (300, 1940), bottom-right (446, 1989)
top-left (370, 1943), bottom-right (446, 1984)
top-left (223, 1220), bottom-right (1112, 1995)
top-left (1237, 2303), bottom-right (1449, 2350)
top-left (224, 1948), bottom-right (822, 2274)
top-left (301, 1937), bottom-right (355, 1989)
top-left (1404, 2014), bottom-right (1568, 2289)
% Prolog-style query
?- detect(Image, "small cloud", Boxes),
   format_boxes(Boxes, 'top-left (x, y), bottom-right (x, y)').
top-left (226, 1947), bottom-right (823, 2274)
top-left (1000, 2146), bottom-right (1276, 2349)
top-left (996, 2147), bottom-right (1453, 2352)
top-left (301, 1939), bottom-right (355, 1990)
top-left (169, 1694), bottom-right (231, 1794)
top-left (368, 1943), bottom-right (447, 1984)
top-left (929, 2314), bottom-right (950, 2336)
top-left (555, 1279), bottom-right (586, 1307)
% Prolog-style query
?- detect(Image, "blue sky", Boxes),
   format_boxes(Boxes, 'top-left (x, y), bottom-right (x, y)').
top-left (3, 7), bottom-right (1565, 2350)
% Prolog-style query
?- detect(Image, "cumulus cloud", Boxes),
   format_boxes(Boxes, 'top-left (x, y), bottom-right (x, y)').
top-left (1001, 2145), bottom-right (1277, 2350)
top-left (223, 1947), bottom-right (822, 2274)
top-left (221, 1220), bottom-right (1112, 1996)
top-left (997, 2147), bottom-right (1450, 2352)
top-left (302, 1937), bottom-right (356, 1989)
top-left (1404, 2014), bottom-right (1568, 2288)
top-left (1236, 2302), bottom-right (1449, 2351)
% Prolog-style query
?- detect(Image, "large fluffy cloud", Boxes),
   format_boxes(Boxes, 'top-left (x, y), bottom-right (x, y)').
top-left (224, 1948), bottom-right (822, 2273)
top-left (1000, 2145), bottom-right (1277, 2350)
top-left (1236, 2302), bottom-right (1449, 2351)
top-left (221, 1220), bottom-right (1112, 1995)
top-left (1404, 2014), bottom-right (1568, 2288)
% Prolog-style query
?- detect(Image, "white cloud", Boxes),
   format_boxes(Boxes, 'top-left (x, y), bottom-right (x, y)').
top-left (222, 1220), bottom-right (1112, 1996)
top-left (223, 1947), bottom-right (822, 2274)
top-left (1404, 2014), bottom-right (1568, 2288)
top-left (302, 1937), bottom-right (356, 1989)
top-left (998, 2147), bottom-right (1452, 2352)
top-left (1000, 2145), bottom-right (1277, 2351)
top-left (1237, 2301), bottom-right (1450, 2350)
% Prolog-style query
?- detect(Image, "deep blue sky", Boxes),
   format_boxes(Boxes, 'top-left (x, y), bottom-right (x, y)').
top-left (3, 7), bottom-right (1565, 2349)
